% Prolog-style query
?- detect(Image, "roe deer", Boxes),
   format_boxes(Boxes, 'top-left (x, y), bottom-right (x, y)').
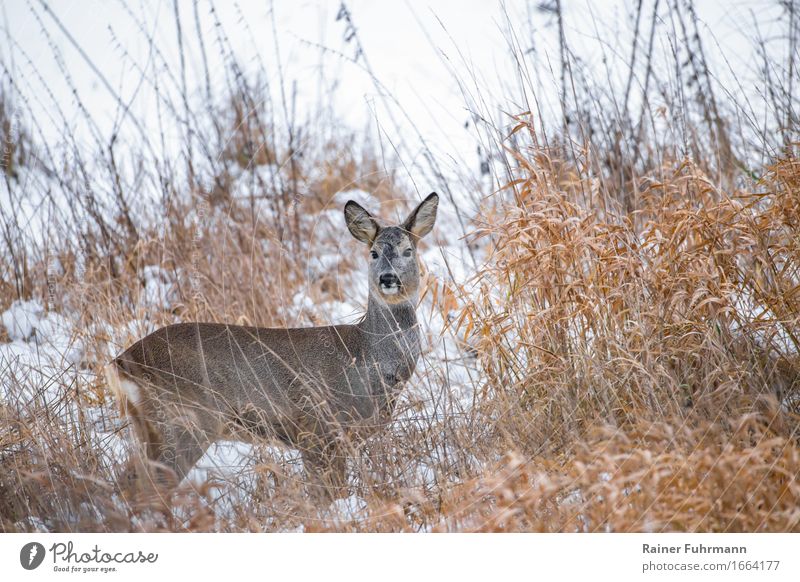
top-left (105, 193), bottom-right (439, 498)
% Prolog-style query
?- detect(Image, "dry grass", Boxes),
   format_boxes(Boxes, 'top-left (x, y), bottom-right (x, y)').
top-left (441, 140), bottom-right (800, 532)
top-left (4, 139), bottom-right (798, 532)
top-left (1, 1), bottom-right (799, 532)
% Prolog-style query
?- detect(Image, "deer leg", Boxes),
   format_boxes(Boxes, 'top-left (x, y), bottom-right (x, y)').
top-left (157, 423), bottom-right (209, 481)
top-left (135, 402), bottom-right (216, 489)
top-left (300, 435), bottom-right (348, 501)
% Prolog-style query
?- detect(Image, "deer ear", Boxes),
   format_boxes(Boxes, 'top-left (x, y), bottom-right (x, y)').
top-left (403, 192), bottom-right (439, 239)
top-left (344, 200), bottom-right (380, 245)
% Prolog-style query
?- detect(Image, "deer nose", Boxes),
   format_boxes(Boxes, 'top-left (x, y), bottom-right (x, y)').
top-left (379, 273), bottom-right (400, 287)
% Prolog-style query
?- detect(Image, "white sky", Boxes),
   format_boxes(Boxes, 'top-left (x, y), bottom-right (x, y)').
top-left (1, 1), bottom-right (790, 183)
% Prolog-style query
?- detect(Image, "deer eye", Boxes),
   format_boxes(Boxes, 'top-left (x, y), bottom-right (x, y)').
top-left (403, 248), bottom-right (413, 258)
top-left (370, 250), bottom-right (379, 260)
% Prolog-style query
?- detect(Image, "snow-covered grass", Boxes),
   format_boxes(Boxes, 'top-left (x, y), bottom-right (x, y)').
top-left (1, 0), bottom-right (799, 533)
top-left (0, 164), bottom-right (487, 531)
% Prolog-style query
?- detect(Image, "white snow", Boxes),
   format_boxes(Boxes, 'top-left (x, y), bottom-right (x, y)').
top-left (2, 299), bottom-right (44, 342)
top-left (328, 494), bottom-right (368, 522)
top-left (140, 265), bottom-right (177, 311)
top-left (0, 300), bottom-right (85, 402)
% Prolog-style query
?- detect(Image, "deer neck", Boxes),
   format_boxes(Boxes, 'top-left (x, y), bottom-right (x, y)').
top-left (358, 292), bottom-right (421, 402)
top-left (359, 293), bottom-right (418, 340)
